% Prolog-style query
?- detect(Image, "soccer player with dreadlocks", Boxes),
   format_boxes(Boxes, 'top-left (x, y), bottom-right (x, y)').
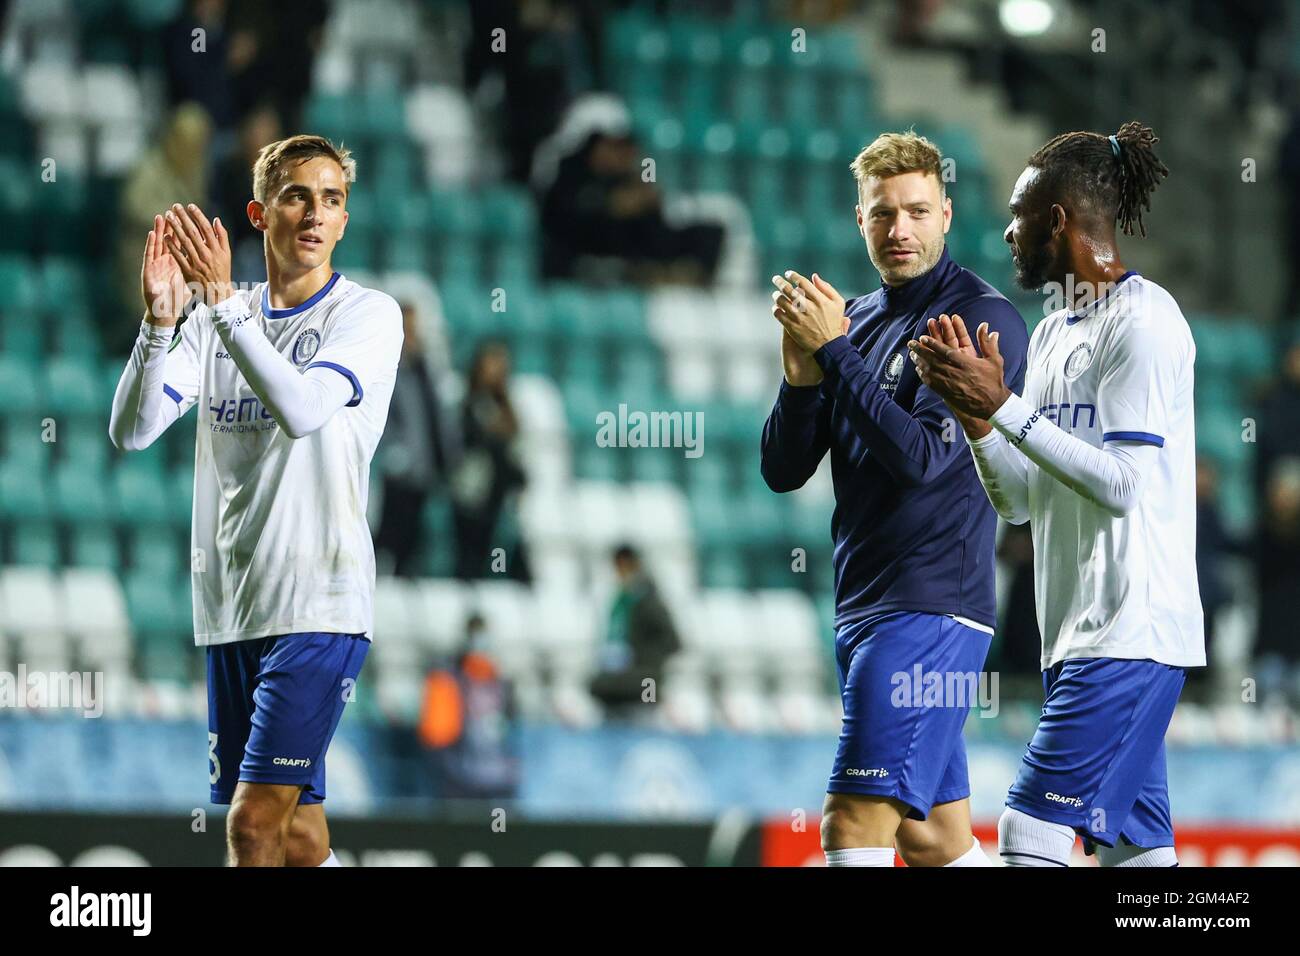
top-left (907, 122), bottom-right (1204, 867)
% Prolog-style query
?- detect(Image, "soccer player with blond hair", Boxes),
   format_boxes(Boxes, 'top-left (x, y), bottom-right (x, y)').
top-left (763, 130), bottom-right (1029, 867)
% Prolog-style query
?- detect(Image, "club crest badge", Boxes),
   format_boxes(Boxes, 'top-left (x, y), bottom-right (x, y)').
top-left (1064, 342), bottom-right (1093, 380)
top-left (883, 351), bottom-right (905, 389)
top-left (292, 328), bottom-right (321, 367)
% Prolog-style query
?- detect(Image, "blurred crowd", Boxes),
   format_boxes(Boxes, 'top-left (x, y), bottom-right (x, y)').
top-left (82, 0), bottom-right (1300, 726)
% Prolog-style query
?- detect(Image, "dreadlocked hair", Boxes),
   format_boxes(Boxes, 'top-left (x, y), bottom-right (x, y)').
top-left (1026, 120), bottom-right (1169, 237)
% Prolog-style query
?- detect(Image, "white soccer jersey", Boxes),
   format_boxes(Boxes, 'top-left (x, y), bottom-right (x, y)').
top-left (162, 273), bottom-right (403, 645)
top-left (1017, 273), bottom-right (1204, 668)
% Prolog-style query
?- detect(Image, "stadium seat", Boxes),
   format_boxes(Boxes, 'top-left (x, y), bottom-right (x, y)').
top-left (0, 460), bottom-right (52, 521)
top-left (61, 566), bottom-right (132, 671)
top-left (112, 457), bottom-right (172, 529)
top-left (70, 524), bottom-right (120, 570)
top-left (9, 521), bottom-right (61, 569)
top-left (44, 355), bottom-right (102, 418)
top-left (52, 460), bottom-right (114, 523)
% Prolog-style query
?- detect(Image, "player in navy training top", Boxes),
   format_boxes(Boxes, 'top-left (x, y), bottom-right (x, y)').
top-left (763, 131), bottom-right (1028, 867)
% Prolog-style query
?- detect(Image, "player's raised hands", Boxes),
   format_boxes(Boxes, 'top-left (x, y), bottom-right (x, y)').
top-left (163, 202), bottom-right (235, 306)
top-left (771, 270), bottom-right (849, 355)
top-left (140, 213), bottom-right (189, 326)
top-left (907, 318), bottom-right (1011, 420)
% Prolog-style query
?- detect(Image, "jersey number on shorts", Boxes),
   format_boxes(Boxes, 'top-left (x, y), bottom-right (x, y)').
top-left (208, 732), bottom-right (221, 785)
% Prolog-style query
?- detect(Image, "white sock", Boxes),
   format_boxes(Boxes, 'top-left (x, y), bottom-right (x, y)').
top-left (998, 807), bottom-right (1075, 867)
top-left (944, 838), bottom-right (992, 867)
top-left (825, 847), bottom-right (895, 867)
top-left (1096, 843), bottom-right (1178, 867)
top-left (317, 849), bottom-right (341, 867)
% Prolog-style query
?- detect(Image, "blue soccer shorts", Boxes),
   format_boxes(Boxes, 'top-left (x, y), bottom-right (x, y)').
top-left (207, 631), bottom-right (370, 805)
top-left (1005, 657), bottom-right (1186, 850)
top-left (828, 610), bottom-right (993, 820)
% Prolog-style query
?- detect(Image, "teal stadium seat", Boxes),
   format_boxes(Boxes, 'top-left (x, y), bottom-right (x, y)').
top-left (36, 176), bottom-right (91, 255)
top-left (40, 257), bottom-right (92, 317)
top-left (10, 521), bottom-right (60, 568)
top-left (128, 527), bottom-right (184, 577)
top-left (0, 254), bottom-right (40, 313)
top-left (52, 461), bottom-right (114, 523)
top-left (0, 459), bottom-right (51, 521)
top-left (481, 187), bottom-right (536, 240)
top-left (113, 456), bottom-right (170, 529)
top-left (70, 524), bottom-right (120, 570)
top-left (44, 356), bottom-right (102, 419)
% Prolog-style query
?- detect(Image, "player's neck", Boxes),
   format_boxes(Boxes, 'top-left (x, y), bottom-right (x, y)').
top-left (1065, 244), bottom-right (1127, 310)
top-left (265, 260), bottom-right (336, 311)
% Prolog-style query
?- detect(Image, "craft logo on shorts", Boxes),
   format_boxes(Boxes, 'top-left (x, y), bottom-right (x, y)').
top-left (273, 756), bottom-right (312, 768)
top-left (1064, 342), bottom-right (1094, 380)
top-left (1045, 791), bottom-right (1084, 808)
top-left (292, 328), bottom-right (322, 366)
top-left (845, 767), bottom-right (889, 778)
top-left (881, 351), bottom-right (905, 390)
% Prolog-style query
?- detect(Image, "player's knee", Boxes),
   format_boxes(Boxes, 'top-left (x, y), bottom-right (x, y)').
top-left (895, 828), bottom-right (950, 868)
top-left (997, 806), bottom-right (1076, 867)
top-left (285, 816), bottom-right (329, 867)
top-left (227, 801), bottom-right (290, 859)
top-left (820, 796), bottom-right (895, 850)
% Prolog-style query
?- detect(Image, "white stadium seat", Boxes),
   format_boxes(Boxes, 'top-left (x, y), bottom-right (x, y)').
top-left (60, 568), bottom-right (132, 671)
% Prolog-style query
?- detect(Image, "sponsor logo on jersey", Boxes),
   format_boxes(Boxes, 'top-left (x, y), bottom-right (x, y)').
top-left (1045, 791), bottom-right (1084, 808)
top-left (1011, 409), bottom-right (1042, 446)
top-left (292, 328), bottom-right (322, 367)
top-left (1037, 402), bottom-right (1097, 432)
top-left (1064, 342), bottom-right (1094, 380)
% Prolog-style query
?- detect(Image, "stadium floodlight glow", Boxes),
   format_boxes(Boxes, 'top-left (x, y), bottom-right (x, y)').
top-left (998, 0), bottom-right (1054, 36)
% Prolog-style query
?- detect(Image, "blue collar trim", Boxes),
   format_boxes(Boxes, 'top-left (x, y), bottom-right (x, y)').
top-left (262, 272), bottom-right (341, 319)
top-left (1066, 270), bottom-right (1138, 325)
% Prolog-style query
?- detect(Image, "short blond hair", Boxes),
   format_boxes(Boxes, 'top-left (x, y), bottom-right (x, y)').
top-left (252, 134), bottom-right (356, 204)
top-left (850, 131), bottom-right (945, 198)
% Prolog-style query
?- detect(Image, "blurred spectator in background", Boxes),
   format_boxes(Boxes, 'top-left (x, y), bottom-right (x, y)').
top-left (891, 0), bottom-right (945, 45)
top-left (590, 545), bottom-right (681, 718)
top-left (417, 612), bottom-right (520, 800)
top-left (113, 102), bottom-right (212, 353)
top-left (992, 523), bottom-right (1041, 685)
top-left (375, 303), bottom-right (453, 577)
top-left (1192, 457), bottom-right (1239, 701)
top-left (1279, 104), bottom-right (1300, 323)
top-left (465, 0), bottom-right (602, 183)
top-left (226, 0), bottom-right (328, 128)
top-left (163, 0), bottom-right (237, 136)
top-left (539, 126), bottom-right (725, 285)
top-left (213, 102), bottom-right (283, 284)
top-left (450, 341), bottom-right (529, 580)
top-left (1254, 457), bottom-right (1300, 707)
top-left (1253, 337), bottom-right (1300, 503)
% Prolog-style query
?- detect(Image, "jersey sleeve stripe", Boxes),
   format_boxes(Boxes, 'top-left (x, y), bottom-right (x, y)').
top-left (163, 384), bottom-right (183, 404)
top-left (307, 361), bottom-right (363, 407)
top-left (1102, 430), bottom-right (1164, 447)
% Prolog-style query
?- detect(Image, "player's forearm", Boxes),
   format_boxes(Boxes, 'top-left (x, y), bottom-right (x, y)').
top-left (965, 428), bottom-right (1031, 524)
top-left (210, 298), bottom-right (353, 439)
top-left (814, 336), bottom-right (952, 487)
top-left (108, 316), bottom-right (182, 451)
top-left (760, 381), bottom-right (828, 492)
top-left (989, 392), bottom-right (1155, 518)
